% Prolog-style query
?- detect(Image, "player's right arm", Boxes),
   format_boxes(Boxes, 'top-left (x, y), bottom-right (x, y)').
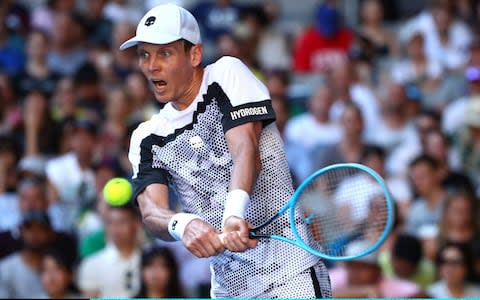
top-left (130, 123), bottom-right (224, 257)
top-left (136, 184), bottom-right (225, 257)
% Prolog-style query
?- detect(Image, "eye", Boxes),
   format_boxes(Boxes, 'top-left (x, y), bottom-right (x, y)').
top-left (160, 49), bottom-right (171, 57)
top-left (137, 50), bottom-right (149, 59)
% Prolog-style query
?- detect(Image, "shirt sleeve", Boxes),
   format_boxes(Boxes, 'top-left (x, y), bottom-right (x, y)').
top-left (129, 122), bottom-right (169, 204)
top-left (210, 56), bottom-right (276, 132)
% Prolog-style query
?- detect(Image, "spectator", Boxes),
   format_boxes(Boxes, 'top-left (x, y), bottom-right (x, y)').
top-left (0, 177), bottom-right (76, 260)
top-left (102, 0), bottom-right (144, 25)
top-left (0, 17), bottom-right (25, 76)
top-left (293, 2), bottom-right (353, 73)
top-left (191, 0), bottom-right (244, 63)
top-left (82, 0), bottom-right (113, 47)
top-left (0, 74), bottom-right (22, 135)
top-left (330, 239), bottom-right (421, 298)
top-left (284, 84), bottom-right (342, 182)
top-left (45, 119), bottom-right (98, 231)
top-left (0, 211), bottom-right (55, 298)
top-left (443, 65), bottom-right (480, 137)
top-left (97, 86), bottom-right (131, 161)
top-left (47, 11), bottom-right (88, 77)
top-left (424, 129), bottom-right (474, 194)
top-left (380, 233), bottom-right (436, 290)
top-left (18, 89), bottom-right (60, 157)
top-left (328, 58), bottom-right (380, 141)
top-left (405, 154), bottom-right (448, 235)
top-left (110, 20), bottom-right (137, 81)
top-left (50, 77), bottom-right (79, 126)
top-left (77, 203), bottom-right (142, 298)
top-left (39, 247), bottom-right (80, 298)
top-left (0, 134), bottom-right (19, 196)
top-left (453, 97), bottom-right (480, 194)
top-left (135, 245), bottom-right (184, 298)
top-left (255, 0), bottom-right (291, 71)
top-left (312, 103), bottom-right (365, 169)
top-left (14, 29), bottom-right (60, 99)
top-left (427, 242), bottom-right (480, 297)
top-left (391, 31), bottom-right (443, 104)
top-left (30, 0), bottom-right (76, 36)
top-left (74, 62), bottom-right (105, 125)
top-left (285, 84), bottom-right (342, 150)
top-left (400, 0), bottom-right (472, 71)
top-left (438, 192), bottom-right (479, 247)
top-left (359, 0), bottom-right (399, 59)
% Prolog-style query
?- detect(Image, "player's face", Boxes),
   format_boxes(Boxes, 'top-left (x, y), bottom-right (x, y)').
top-left (137, 40), bottom-right (202, 108)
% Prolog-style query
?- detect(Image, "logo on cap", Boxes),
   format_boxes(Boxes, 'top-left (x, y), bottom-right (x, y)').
top-left (145, 16), bottom-right (156, 26)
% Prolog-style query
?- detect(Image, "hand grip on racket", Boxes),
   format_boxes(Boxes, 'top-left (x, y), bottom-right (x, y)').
top-left (218, 163), bottom-right (395, 261)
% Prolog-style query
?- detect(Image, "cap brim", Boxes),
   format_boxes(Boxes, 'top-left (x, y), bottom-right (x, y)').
top-left (119, 35), bottom-right (185, 50)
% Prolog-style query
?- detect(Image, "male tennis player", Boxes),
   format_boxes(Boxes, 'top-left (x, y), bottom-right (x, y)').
top-left (121, 4), bottom-right (331, 298)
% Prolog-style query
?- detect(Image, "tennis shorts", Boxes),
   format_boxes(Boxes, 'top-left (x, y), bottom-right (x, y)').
top-left (256, 260), bottom-right (332, 298)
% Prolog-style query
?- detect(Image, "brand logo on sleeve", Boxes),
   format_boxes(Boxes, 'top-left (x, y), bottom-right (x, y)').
top-left (230, 106), bottom-right (268, 121)
top-left (189, 135), bottom-right (205, 149)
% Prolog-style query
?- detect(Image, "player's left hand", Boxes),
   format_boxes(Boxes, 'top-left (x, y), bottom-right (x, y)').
top-left (222, 216), bottom-right (258, 252)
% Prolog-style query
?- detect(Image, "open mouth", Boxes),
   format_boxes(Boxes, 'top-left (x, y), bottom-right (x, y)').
top-left (151, 79), bottom-right (167, 90)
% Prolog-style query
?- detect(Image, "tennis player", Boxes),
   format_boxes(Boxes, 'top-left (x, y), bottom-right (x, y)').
top-left (121, 4), bottom-right (331, 298)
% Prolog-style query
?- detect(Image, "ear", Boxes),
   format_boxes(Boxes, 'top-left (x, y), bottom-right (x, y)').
top-left (190, 44), bottom-right (203, 67)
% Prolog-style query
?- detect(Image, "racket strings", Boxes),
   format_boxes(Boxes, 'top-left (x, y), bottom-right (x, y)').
top-left (297, 167), bottom-right (389, 257)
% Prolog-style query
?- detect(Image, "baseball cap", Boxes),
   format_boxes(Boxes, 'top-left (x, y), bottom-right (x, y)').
top-left (119, 4), bottom-right (201, 50)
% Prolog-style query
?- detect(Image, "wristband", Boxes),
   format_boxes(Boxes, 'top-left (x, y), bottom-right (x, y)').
top-left (168, 213), bottom-right (201, 241)
top-left (222, 189), bottom-right (250, 226)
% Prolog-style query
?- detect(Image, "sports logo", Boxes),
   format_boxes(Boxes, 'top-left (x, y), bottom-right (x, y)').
top-left (189, 135), bottom-right (205, 149)
top-left (145, 16), bottom-right (156, 26)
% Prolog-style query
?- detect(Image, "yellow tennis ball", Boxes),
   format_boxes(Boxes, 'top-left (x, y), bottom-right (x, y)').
top-left (103, 177), bottom-right (132, 206)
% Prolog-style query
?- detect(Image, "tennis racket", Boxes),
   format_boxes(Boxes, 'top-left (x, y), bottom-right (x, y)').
top-left (219, 163), bottom-right (395, 261)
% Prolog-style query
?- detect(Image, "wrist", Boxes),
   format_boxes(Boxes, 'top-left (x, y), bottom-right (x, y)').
top-left (222, 189), bottom-right (250, 226)
top-left (168, 213), bottom-right (201, 241)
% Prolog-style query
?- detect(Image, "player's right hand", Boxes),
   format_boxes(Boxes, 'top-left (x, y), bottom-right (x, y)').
top-left (183, 219), bottom-right (225, 258)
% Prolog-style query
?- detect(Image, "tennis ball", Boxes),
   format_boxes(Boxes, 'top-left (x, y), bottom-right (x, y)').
top-left (103, 177), bottom-right (132, 206)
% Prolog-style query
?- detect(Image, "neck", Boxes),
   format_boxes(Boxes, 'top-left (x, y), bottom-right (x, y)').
top-left (76, 154), bottom-right (92, 170)
top-left (21, 250), bottom-right (44, 272)
top-left (172, 68), bottom-right (204, 111)
top-left (116, 243), bottom-right (136, 258)
top-left (313, 113), bottom-right (329, 124)
top-left (147, 290), bottom-right (167, 298)
top-left (424, 188), bottom-right (444, 205)
top-left (447, 282), bottom-right (465, 297)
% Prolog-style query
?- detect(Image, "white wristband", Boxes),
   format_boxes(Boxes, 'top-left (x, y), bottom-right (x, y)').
top-left (168, 213), bottom-right (201, 241)
top-left (222, 189), bottom-right (250, 226)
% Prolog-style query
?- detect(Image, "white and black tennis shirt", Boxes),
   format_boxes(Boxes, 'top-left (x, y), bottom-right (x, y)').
top-left (129, 57), bottom-right (327, 298)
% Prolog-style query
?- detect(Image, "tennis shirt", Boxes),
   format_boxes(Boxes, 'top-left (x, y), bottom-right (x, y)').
top-left (129, 56), bottom-right (331, 298)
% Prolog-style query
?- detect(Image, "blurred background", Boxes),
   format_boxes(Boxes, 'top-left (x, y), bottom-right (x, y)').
top-left (0, 0), bottom-right (480, 298)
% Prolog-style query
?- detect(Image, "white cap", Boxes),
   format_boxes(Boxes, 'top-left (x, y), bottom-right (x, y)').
top-left (119, 3), bottom-right (201, 50)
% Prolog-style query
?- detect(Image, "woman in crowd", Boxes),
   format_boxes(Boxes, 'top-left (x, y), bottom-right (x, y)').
top-left (135, 245), bottom-right (184, 298)
top-left (427, 242), bottom-right (480, 298)
top-left (40, 248), bottom-right (79, 298)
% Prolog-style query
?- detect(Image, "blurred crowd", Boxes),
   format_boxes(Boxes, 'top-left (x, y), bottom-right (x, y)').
top-left (0, 0), bottom-right (480, 298)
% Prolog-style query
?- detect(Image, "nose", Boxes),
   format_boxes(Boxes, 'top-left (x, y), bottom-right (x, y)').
top-left (147, 55), bottom-right (161, 75)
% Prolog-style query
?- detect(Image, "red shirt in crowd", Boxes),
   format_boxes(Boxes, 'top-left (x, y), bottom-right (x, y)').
top-left (293, 27), bottom-right (354, 73)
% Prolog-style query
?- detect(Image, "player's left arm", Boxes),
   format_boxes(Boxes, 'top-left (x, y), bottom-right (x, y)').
top-left (222, 121), bottom-right (262, 252)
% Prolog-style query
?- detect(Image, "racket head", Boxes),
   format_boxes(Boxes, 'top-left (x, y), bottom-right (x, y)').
top-left (289, 163), bottom-right (395, 261)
